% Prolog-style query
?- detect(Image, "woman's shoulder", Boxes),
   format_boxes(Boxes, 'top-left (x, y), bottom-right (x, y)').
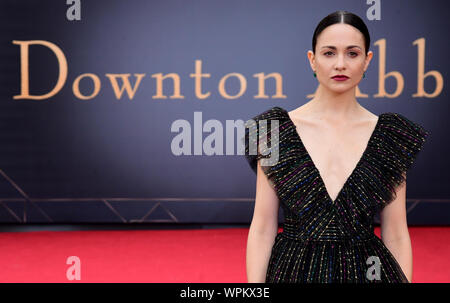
top-left (245, 106), bottom-right (288, 123)
top-left (378, 112), bottom-right (430, 139)
top-left (366, 111), bottom-right (431, 206)
top-left (243, 106), bottom-right (292, 175)
top-left (373, 111), bottom-right (430, 174)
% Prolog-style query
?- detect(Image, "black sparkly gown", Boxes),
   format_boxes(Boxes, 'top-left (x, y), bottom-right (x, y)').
top-left (243, 106), bottom-right (430, 283)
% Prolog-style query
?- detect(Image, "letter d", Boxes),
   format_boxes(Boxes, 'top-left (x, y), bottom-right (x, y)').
top-left (12, 40), bottom-right (67, 100)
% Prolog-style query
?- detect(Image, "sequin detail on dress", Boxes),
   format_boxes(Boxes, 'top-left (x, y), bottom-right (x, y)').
top-left (243, 106), bottom-right (430, 283)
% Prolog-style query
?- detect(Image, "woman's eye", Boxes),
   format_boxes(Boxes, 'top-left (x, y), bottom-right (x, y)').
top-left (324, 51), bottom-right (358, 57)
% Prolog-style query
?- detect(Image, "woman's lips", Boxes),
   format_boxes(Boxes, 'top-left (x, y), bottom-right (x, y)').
top-left (332, 76), bottom-right (349, 81)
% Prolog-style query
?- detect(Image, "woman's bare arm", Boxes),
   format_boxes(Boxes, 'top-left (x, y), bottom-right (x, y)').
top-left (380, 174), bottom-right (413, 282)
top-left (246, 160), bottom-right (280, 283)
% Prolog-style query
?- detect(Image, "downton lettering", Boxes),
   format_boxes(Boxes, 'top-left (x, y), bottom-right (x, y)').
top-left (11, 39), bottom-right (443, 101)
top-left (12, 40), bottom-right (286, 101)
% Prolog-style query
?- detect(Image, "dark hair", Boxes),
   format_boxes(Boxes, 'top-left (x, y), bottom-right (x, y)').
top-left (312, 10), bottom-right (370, 55)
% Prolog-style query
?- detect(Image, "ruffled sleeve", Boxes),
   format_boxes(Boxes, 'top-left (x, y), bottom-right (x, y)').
top-left (242, 106), bottom-right (287, 177)
top-left (375, 112), bottom-right (430, 205)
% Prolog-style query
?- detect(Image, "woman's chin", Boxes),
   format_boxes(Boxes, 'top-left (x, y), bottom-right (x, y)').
top-left (326, 84), bottom-right (355, 94)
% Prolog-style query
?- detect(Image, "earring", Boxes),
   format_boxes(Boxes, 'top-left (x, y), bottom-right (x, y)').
top-left (313, 72), bottom-right (316, 78)
top-left (363, 72), bottom-right (366, 78)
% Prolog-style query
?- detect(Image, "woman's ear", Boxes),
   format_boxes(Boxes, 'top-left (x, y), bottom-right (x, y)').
top-left (364, 50), bottom-right (373, 71)
top-left (307, 50), bottom-right (316, 72)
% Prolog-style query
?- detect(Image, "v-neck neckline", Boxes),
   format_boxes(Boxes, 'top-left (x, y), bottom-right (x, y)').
top-left (277, 106), bottom-right (384, 204)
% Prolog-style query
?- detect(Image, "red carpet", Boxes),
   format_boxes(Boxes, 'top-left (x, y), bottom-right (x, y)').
top-left (0, 226), bottom-right (448, 283)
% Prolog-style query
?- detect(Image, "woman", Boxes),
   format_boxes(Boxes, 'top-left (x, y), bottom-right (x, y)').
top-left (244, 10), bottom-right (429, 283)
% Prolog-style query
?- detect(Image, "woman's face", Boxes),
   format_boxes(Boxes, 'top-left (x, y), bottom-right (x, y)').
top-left (308, 23), bottom-right (373, 93)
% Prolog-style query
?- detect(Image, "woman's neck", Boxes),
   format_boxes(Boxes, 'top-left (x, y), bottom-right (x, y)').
top-left (305, 85), bottom-right (362, 121)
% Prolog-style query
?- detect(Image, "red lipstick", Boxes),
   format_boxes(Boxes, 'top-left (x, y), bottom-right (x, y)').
top-left (332, 75), bottom-right (349, 81)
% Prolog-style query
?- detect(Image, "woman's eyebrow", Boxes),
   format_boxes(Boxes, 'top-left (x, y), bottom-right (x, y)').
top-left (321, 45), bottom-right (362, 50)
